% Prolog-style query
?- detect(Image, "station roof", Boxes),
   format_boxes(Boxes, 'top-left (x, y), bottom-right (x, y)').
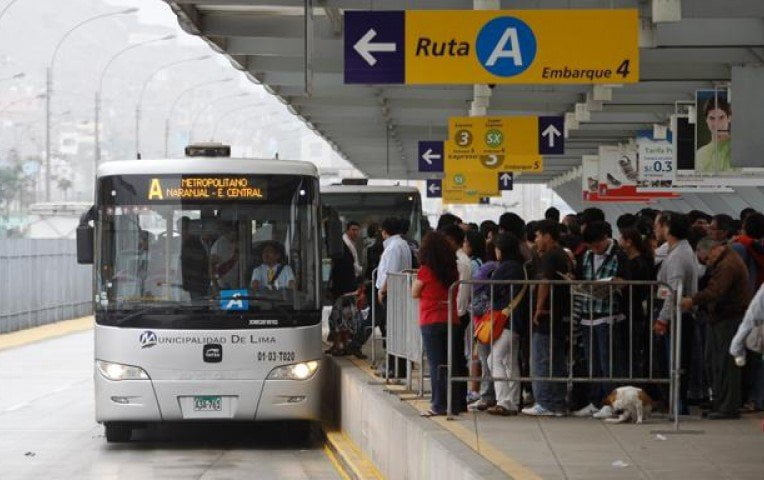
top-left (163, 1), bottom-right (764, 217)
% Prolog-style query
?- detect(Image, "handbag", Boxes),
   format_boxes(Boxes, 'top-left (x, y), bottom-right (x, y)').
top-left (474, 266), bottom-right (528, 345)
top-left (745, 323), bottom-right (764, 354)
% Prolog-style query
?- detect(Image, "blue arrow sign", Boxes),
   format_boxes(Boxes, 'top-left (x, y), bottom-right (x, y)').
top-left (498, 172), bottom-right (513, 191)
top-left (426, 179), bottom-right (442, 198)
top-left (418, 141), bottom-right (444, 172)
top-left (344, 11), bottom-right (405, 84)
top-left (538, 116), bottom-right (564, 155)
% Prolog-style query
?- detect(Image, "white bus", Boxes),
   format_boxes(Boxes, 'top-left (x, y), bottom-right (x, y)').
top-left (78, 148), bottom-right (338, 442)
top-left (320, 184), bottom-right (424, 245)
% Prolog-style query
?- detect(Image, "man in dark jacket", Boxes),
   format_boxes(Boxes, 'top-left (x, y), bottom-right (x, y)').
top-left (681, 238), bottom-right (752, 419)
top-left (329, 221), bottom-right (367, 358)
top-left (330, 221), bottom-right (361, 300)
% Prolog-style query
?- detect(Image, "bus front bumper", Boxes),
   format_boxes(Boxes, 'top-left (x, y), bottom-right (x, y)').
top-left (94, 367), bottom-right (323, 423)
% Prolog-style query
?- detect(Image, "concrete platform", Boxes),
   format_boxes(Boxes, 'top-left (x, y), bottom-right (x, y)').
top-left (330, 353), bottom-right (764, 479)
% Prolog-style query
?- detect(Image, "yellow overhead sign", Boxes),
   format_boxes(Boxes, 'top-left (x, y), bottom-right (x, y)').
top-left (446, 116), bottom-right (546, 173)
top-left (404, 9), bottom-right (638, 84)
top-left (442, 169), bottom-right (499, 201)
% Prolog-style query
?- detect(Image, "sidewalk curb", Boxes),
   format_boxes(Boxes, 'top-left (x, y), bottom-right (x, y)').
top-left (0, 316), bottom-right (93, 351)
top-left (325, 430), bottom-right (384, 480)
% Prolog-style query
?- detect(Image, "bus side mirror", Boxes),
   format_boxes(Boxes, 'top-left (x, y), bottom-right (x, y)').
top-left (76, 206), bottom-right (95, 265)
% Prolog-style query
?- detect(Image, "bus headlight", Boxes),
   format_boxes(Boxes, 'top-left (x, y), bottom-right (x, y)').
top-left (267, 360), bottom-right (319, 380)
top-left (96, 360), bottom-right (150, 381)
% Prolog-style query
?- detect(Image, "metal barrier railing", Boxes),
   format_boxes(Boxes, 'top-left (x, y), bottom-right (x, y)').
top-left (385, 271), bottom-right (424, 392)
top-left (442, 278), bottom-right (683, 429)
top-left (370, 268), bottom-right (382, 365)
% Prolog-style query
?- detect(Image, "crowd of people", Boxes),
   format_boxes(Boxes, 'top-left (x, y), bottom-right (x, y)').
top-left (327, 206), bottom-right (764, 421)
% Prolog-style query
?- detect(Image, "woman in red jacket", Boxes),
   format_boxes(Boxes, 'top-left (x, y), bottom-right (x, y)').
top-left (412, 231), bottom-right (463, 416)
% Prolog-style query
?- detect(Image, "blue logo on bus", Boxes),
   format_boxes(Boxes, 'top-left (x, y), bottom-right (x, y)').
top-left (139, 330), bottom-right (157, 349)
top-left (476, 17), bottom-right (537, 77)
top-left (220, 289), bottom-right (248, 311)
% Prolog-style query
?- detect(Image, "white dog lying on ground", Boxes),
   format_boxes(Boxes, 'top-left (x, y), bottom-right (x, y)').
top-left (601, 386), bottom-right (653, 424)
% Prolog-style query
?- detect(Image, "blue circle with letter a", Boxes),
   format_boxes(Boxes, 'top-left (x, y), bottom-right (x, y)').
top-left (476, 17), bottom-right (537, 77)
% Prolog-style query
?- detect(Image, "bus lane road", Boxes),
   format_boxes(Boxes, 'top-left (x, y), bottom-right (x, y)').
top-left (0, 331), bottom-right (342, 480)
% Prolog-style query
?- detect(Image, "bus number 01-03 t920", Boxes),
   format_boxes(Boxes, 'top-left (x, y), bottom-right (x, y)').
top-left (257, 351), bottom-right (296, 362)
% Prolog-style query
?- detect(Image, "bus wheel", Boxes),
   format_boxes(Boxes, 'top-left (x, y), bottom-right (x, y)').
top-left (105, 423), bottom-right (132, 443)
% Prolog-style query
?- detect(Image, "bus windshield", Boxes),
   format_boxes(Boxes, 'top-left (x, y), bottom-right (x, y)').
top-left (95, 174), bottom-right (319, 329)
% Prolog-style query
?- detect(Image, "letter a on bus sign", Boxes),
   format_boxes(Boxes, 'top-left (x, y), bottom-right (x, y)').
top-left (220, 290), bottom-right (248, 311)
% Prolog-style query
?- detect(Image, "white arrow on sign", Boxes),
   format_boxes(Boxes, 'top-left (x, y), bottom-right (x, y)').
top-left (421, 148), bottom-right (441, 165)
top-left (541, 124), bottom-right (562, 148)
top-left (354, 29), bottom-right (397, 67)
top-left (500, 172), bottom-right (512, 187)
top-left (428, 182), bottom-right (441, 194)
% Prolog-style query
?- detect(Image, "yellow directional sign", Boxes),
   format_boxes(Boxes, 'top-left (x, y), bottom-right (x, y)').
top-left (404, 9), bottom-right (638, 84)
top-left (442, 169), bottom-right (499, 202)
top-left (446, 116), bottom-right (546, 173)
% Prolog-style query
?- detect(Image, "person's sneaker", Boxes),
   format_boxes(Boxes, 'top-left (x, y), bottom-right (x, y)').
top-left (593, 405), bottom-right (615, 419)
top-left (573, 403), bottom-right (599, 417)
top-left (466, 391), bottom-right (481, 404)
top-left (521, 404), bottom-right (556, 416)
top-left (468, 399), bottom-right (496, 412)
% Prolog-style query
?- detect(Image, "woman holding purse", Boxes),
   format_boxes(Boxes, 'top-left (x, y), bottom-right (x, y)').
top-left (484, 233), bottom-right (529, 416)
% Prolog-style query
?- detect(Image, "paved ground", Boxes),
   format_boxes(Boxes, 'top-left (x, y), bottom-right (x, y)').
top-left (384, 364), bottom-right (764, 480)
top-left (434, 408), bottom-right (764, 480)
top-left (0, 331), bottom-right (343, 480)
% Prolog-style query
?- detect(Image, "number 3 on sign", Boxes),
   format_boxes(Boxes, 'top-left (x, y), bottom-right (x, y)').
top-left (455, 129), bottom-right (473, 147)
top-left (616, 59), bottom-right (630, 79)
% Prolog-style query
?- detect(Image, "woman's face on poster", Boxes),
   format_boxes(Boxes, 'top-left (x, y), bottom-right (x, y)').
top-left (706, 108), bottom-right (731, 139)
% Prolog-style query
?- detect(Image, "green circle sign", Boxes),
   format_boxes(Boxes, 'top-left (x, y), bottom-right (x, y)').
top-left (453, 174), bottom-right (465, 185)
top-left (485, 129), bottom-right (503, 147)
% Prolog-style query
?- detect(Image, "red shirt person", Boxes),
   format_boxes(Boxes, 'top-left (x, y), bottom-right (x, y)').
top-left (412, 231), bottom-right (465, 416)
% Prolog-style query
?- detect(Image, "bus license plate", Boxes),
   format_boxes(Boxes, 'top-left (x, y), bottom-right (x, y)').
top-left (193, 396), bottom-right (222, 412)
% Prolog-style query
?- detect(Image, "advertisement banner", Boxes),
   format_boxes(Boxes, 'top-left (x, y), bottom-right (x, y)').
top-left (672, 88), bottom-right (764, 186)
top-left (597, 144), bottom-right (678, 199)
top-left (637, 131), bottom-right (674, 184)
top-left (637, 119), bottom-right (733, 193)
top-left (581, 154), bottom-right (646, 203)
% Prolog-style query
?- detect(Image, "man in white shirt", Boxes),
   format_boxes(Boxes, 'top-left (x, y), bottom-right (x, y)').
top-left (376, 218), bottom-right (413, 305)
top-left (375, 217), bottom-right (412, 377)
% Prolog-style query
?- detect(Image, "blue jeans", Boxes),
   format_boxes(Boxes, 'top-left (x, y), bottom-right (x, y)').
top-left (421, 323), bottom-right (467, 414)
top-left (350, 311), bottom-right (372, 350)
top-left (580, 321), bottom-right (626, 407)
top-left (531, 332), bottom-right (566, 411)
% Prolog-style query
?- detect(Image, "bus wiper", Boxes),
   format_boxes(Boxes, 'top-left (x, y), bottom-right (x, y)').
top-left (109, 303), bottom-right (185, 325)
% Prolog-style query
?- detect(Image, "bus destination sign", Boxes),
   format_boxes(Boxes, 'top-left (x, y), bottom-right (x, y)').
top-left (146, 176), bottom-right (267, 201)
